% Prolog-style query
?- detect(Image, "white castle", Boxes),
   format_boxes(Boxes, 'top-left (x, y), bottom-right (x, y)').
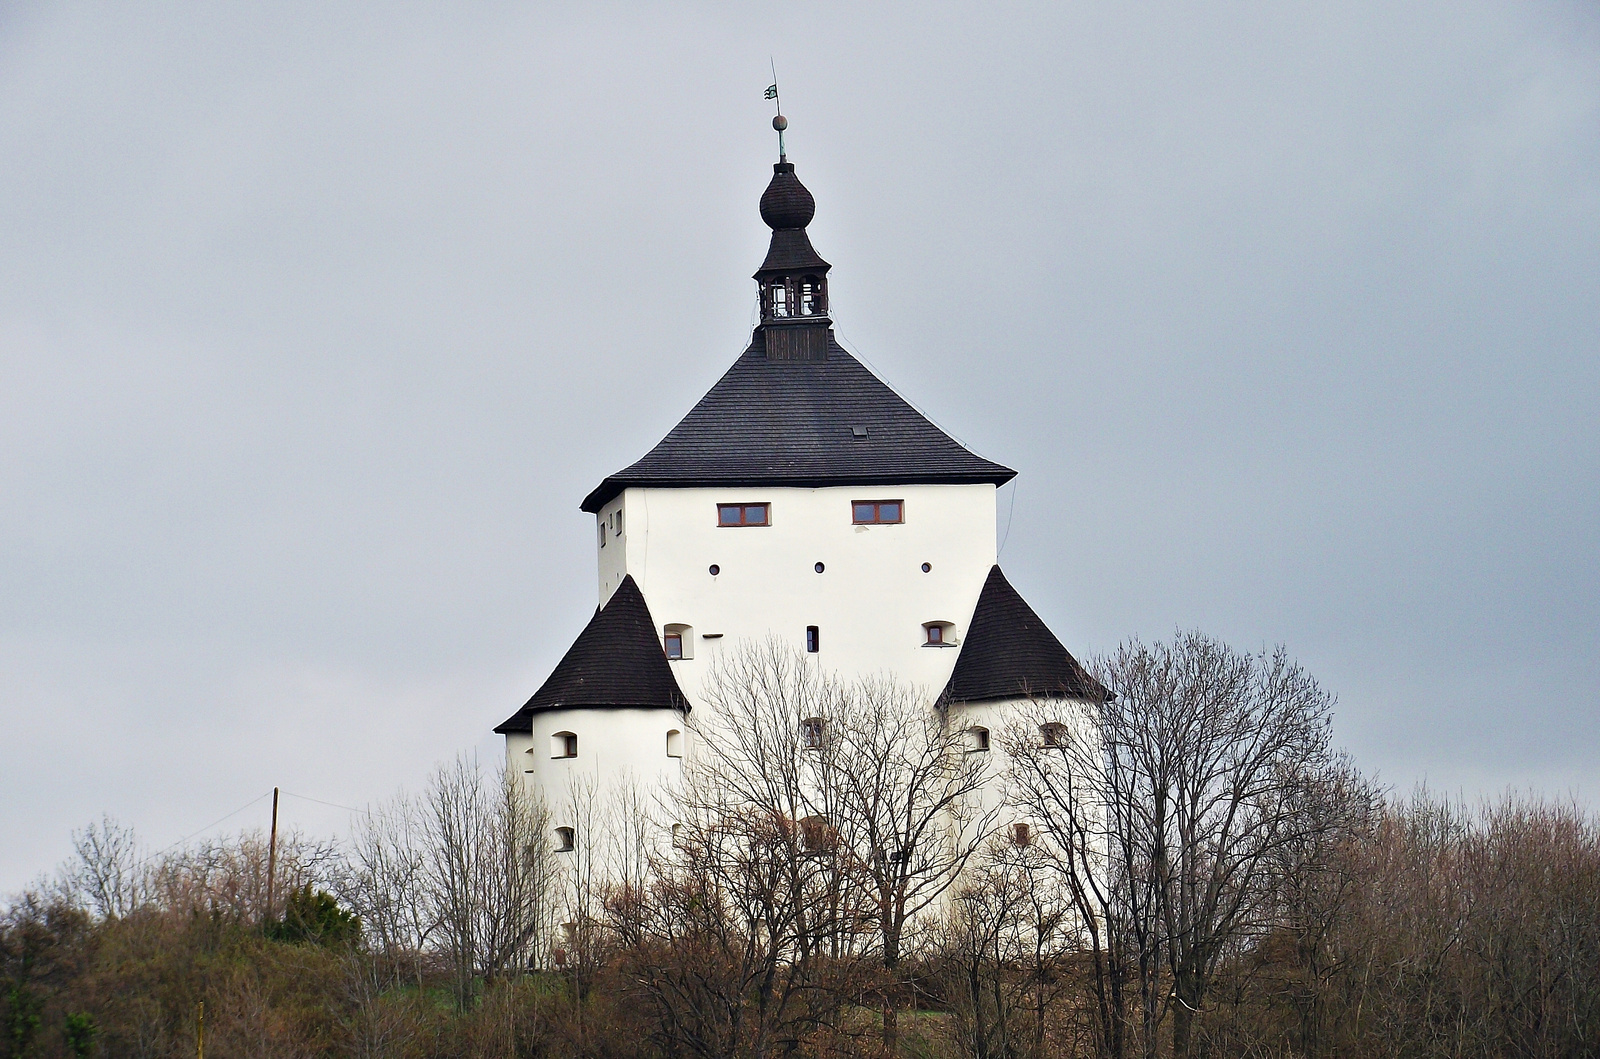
top-left (496, 129), bottom-right (1101, 857)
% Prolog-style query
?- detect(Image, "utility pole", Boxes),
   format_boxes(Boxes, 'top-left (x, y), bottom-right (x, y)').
top-left (265, 786), bottom-right (279, 924)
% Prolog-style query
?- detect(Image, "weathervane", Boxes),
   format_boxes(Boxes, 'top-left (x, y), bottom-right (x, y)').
top-left (764, 63), bottom-right (786, 161)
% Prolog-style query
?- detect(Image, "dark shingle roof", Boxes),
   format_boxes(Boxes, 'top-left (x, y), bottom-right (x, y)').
top-left (494, 575), bottom-right (686, 733)
top-left (581, 335), bottom-right (1016, 512)
top-left (943, 565), bottom-right (1107, 703)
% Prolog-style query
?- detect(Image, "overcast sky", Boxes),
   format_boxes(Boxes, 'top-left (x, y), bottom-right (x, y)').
top-left (2, 1), bottom-right (1596, 893)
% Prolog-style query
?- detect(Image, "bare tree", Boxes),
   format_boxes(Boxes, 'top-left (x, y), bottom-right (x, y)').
top-left (343, 792), bottom-right (438, 988)
top-left (422, 754), bottom-right (553, 1009)
top-left (1098, 633), bottom-right (1339, 1059)
top-left (1006, 695), bottom-right (1148, 1059)
top-left (66, 814), bottom-right (145, 919)
top-left (830, 676), bottom-right (1001, 1052)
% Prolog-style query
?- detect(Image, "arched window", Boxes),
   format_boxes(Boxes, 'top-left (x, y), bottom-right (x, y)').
top-left (554, 826), bottom-right (576, 852)
top-left (663, 624), bottom-right (693, 660)
top-left (966, 726), bottom-right (991, 753)
top-left (666, 729), bottom-right (685, 758)
top-left (552, 731), bottom-right (578, 758)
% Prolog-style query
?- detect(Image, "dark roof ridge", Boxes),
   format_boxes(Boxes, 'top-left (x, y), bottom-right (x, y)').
top-left (493, 575), bottom-right (687, 733)
top-left (942, 565), bottom-right (1108, 704)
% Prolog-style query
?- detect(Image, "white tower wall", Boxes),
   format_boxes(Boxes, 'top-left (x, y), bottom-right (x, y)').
top-left (595, 482), bottom-right (998, 703)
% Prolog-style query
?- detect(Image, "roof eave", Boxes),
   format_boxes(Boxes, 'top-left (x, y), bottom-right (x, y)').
top-left (580, 466), bottom-right (1018, 513)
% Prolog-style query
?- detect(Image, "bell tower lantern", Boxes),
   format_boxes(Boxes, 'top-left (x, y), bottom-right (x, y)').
top-left (754, 114), bottom-right (832, 361)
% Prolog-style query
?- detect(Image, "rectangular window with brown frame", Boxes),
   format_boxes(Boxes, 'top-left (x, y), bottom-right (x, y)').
top-left (851, 500), bottom-right (903, 525)
top-left (717, 503), bottom-right (770, 527)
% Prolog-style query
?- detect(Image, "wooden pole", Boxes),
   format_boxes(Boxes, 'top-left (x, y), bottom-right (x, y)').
top-left (265, 787), bottom-right (279, 924)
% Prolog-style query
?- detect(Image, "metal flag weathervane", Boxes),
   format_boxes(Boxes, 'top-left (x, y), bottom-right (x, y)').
top-left (766, 63), bottom-right (786, 161)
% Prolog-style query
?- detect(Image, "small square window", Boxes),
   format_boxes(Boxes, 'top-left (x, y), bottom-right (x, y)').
top-left (1012, 822), bottom-right (1032, 847)
top-left (852, 500), bottom-right (904, 525)
top-left (665, 632), bottom-right (683, 659)
top-left (718, 503), bottom-right (770, 527)
top-left (925, 624), bottom-right (945, 645)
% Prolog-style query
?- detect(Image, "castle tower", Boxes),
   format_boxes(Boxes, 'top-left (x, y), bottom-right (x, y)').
top-left (497, 122), bottom-right (1101, 846)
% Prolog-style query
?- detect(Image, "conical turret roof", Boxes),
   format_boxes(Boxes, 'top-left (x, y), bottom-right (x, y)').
top-left (494, 575), bottom-right (686, 733)
top-left (943, 566), bottom-right (1107, 703)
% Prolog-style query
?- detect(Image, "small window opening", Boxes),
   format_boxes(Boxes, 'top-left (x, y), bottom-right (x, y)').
top-left (666, 729), bottom-right (684, 758)
top-left (799, 278), bottom-right (819, 316)
top-left (814, 561), bottom-right (825, 573)
top-left (664, 624), bottom-right (692, 660)
top-left (852, 500), bottom-right (903, 524)
top-left (554, 826), bottom-right (576, 852)
top-left (967, 726), bottom-right (991, 753)
top-left (1040, 723), bottom-right (1068, 748)
top-left (805, 626), bottom-right (820, 653)
top-left (800, 717), bottom-right (826, 749)
top-left (708, 564), bottom-right (720, 576)
top-left (552, 732), bottom-right (578, 758)
top-left (800, 816), bottom-right (835, 854)
top-left (598, 520), bottom-right (606, 548)
top-left (923, 622), bottom-right (955, 646)
top-left (1012, 822), bottom-right (1032, 847)
top-left (771, 282), bottom-right (789, 317)
top-left (718, 503), bottom-right (770, 527)
top-left (614, 510), bottom-right (623, 536)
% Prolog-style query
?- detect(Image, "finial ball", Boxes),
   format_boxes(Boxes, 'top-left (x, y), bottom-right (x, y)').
top-left (772, 114), bottom-right (788, 132)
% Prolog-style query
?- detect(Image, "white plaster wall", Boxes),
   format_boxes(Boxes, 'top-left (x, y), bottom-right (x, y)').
top-left (503, 706), bottom-right (687, 849)
top-left (595, 496), bottom-right (628, 601)
top-left (601, 483), bottom-right (998, 709)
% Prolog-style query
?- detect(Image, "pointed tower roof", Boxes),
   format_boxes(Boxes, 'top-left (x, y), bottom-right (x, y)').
top-left (494, 575), bottom-right (686, 733)
top-left (943, 566), bottom-right (1107, 703)
top-left (581, 145), bottom-right (1014, 513)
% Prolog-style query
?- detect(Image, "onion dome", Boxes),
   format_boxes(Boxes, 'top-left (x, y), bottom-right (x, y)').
top-left (760, 163), bottom-right (816, 230)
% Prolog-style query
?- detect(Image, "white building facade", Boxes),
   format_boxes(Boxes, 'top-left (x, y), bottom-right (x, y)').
top-left (496, 139), bottom-right (1103, 861)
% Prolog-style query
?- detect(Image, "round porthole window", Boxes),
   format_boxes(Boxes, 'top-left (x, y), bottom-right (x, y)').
top-left (708, 564), bottom-right (720, 576)
top-left (814, 562), bottom-right (825, 573)
top-left (921, 562), bottom-right (932, 573)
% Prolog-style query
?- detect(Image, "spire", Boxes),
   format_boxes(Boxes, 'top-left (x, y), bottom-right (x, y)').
top-left (753, 111), bottom-right (832, 357)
